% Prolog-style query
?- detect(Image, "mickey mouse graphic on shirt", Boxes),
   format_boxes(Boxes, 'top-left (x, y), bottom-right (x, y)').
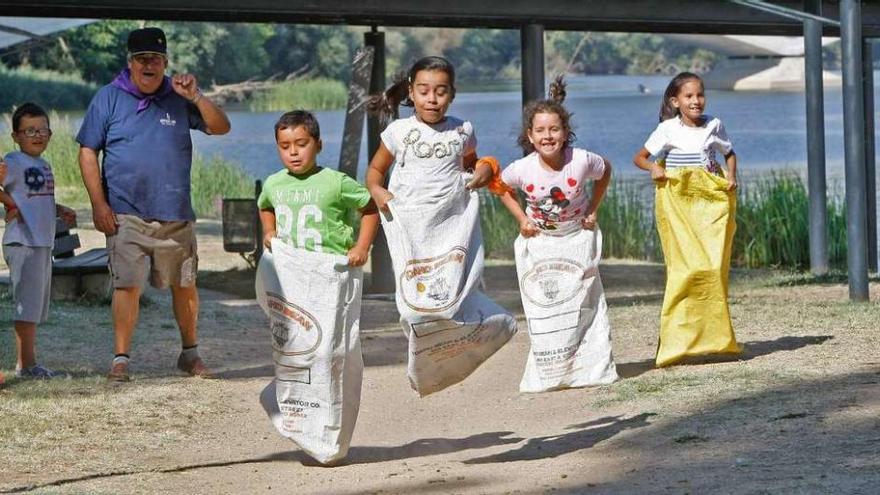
top-left (531, 186), bottom-right (570, 230)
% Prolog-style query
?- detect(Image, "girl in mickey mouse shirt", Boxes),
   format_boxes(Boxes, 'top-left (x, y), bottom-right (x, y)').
top-left (497, 77), bottom-right (618, 392)
top-left (499, 76), bottom-right (612, 237)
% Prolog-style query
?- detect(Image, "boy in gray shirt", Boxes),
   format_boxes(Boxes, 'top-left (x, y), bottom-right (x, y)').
top-left (1, 102), bottom-right (76, 379)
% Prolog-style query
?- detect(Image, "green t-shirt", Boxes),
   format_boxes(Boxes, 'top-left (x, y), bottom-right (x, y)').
top-left (257, 167), bottom-right (371, 255)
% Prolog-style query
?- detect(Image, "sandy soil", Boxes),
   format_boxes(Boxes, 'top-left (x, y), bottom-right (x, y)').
top-left (1, 221), bottom-right (878, 494)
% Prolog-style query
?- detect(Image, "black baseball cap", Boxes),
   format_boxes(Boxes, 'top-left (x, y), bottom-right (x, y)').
top-left (127, 27), bottom-right (167, 56)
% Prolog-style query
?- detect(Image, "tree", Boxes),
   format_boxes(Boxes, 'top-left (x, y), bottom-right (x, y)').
top-left (446, 29), bottom-right (520, 81)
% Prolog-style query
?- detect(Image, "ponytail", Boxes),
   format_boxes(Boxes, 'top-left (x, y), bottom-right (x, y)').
top-left (367, 71), bottom-right (409, 125)
top-left (548, 74), bottom-right (567, 104)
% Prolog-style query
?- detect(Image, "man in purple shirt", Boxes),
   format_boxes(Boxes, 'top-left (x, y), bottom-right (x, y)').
top-left (77, 27), bottom-right (231, 382)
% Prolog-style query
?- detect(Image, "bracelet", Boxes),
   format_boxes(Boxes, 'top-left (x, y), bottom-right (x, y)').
top-left (189, 90), bottom-right (202, 104)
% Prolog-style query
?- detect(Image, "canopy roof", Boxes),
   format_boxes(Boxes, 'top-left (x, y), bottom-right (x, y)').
top-left (1, 1), bottom-right (879, 36)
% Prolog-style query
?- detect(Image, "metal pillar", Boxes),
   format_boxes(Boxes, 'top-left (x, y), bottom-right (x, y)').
top-left (804, 0), bottom-right (829, 275)
top-left (338, 46), bottom-right (375, 179)
top-left (864, 38), bottom-right (878, 272)
top-left (521, 24), bottom-right (545, 106)
top-left (365, 28), bottom-right (395, 293)
top-left (841, 0), bottom-right (870, 300)
top-left (254, 179), bottom-right (264, 263)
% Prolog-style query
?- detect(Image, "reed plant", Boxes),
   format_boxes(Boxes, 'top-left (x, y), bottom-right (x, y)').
top-left (1, 111), bottom-right (253, 218)
top-left (479, 191), bottom-right (520, 258)
top-left (190, 155), bottom-right (255, 217)
top-left (249, 77), bottom-right (348, 112)
top-left (479, 173), bottom-right (849, 270)
top-left (735, 173), bottom-right (848, 269)
top-left (597, 179), bottom-right (661, 260)
top-left (0, 66), bottom-right (97, 112)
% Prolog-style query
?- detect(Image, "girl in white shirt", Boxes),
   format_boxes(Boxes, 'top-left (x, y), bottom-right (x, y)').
top-left (499, 76), bottom-right (612, 235)
top-left (365, 56), bottom-right (496, 208)
top-left (498, 77), bottom-right (618, 392)
top-left (364, 57), bottom-right (517, 396)
top-left (632, 72), bottom-right (741, 368)
top-left (633, 72), bottom-right (738, 187)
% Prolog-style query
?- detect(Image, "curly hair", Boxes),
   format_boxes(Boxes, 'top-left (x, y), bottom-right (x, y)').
top-left (517, 74), bottom-right (576, 155)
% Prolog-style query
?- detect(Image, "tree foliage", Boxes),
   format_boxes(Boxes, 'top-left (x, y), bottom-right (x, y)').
top-left (2, 21), bottom-right (722, 88)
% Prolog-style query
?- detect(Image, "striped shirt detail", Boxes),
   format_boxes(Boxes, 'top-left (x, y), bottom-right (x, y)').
top-left (664, 151), bottom-right (704, 167)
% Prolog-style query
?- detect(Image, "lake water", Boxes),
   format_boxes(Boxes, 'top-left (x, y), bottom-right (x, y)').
top-left (191, 73), bottom-right (869, 181)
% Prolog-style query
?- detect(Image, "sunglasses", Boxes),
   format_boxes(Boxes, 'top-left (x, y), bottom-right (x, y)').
top-left (17, 127), bottom-right (52, 138)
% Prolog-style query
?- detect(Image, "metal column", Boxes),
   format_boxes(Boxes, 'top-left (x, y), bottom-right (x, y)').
top-left (863, 38), bottom-right (877, 272)
top-left (804, 0), bottom-right (829, 275)
top-left (365, 28), bottom-right (395, 293)
top-left (841, 0), bottom-right (870, 300)
top-left (521, 24), bottom-right (545, 106)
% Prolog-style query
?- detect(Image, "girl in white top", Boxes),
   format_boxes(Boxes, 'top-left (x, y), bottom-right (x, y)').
top-left (366, 56), bottom-right (496, 209)
top-left (364, 57), bottom-right (517, 397)
top-left (498, 77), bottom-right (618, 392)
top-left (499, 77), bottom-right (612, 234)
top-left (633, 72), bottom-right (738, 188)
top-left (631, 72), bottom-right (741, 367)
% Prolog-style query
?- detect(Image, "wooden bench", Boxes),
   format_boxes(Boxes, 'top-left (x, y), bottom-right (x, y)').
top-left (51, 217), bottom-right (110, 300)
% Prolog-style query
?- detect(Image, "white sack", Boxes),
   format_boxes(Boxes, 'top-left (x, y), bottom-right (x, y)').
top-left (381, 188), bottom-right (518, 396)
top-left (255, 239), bottom-right (363, 464)
top-left (514, 226), bottom-right (618, 393)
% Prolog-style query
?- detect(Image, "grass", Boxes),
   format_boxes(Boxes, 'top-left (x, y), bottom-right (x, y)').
top-left (1, 111), bottom-right (254, 218)
top-left (479, 173), bottom-right (849, 270)
top-left (593, 366), bottom-right (779, 408)
top-left (190, 155), bottom-right (255, 217)
top-left (248, 77), bottom-right (348, 112)
top-left (597, 179), bottom-right (661, 261)
top-left (0, 66), bottom-right (97, 112)
top-left (0, 290), bottom-right (228, 482)
top-left (479, 191), bottom-right (519, 258)
top-left (735, 173), bottom-right (848, 269)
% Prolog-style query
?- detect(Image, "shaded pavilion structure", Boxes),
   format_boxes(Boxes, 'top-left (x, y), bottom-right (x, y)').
top-left (4, 0), bottom-right (880, 300)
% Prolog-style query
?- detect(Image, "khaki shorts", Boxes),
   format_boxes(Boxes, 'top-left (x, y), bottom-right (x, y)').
top-left (107, 214), bottom-right (198, 289)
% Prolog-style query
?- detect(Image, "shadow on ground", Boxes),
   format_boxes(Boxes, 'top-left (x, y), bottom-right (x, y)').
top-left (463, 413), bottom-right (656, 464)
top-left (741, 335), bottom-right (834, 361)
top-left (561, 370), bottom-right (880, 493)
top-left (9, 431), bottom-right (524, 492)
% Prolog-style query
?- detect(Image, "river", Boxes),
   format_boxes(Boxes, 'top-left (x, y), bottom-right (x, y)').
top-left (191, 73), bottom-right (868, 182)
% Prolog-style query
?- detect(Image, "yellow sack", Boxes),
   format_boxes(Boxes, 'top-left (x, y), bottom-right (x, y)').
top-left (654, 167), bottom-right (741, 367)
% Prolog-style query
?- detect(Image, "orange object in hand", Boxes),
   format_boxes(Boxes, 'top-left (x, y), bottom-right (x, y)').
top-left (476, 156), bottom-right (513, 196)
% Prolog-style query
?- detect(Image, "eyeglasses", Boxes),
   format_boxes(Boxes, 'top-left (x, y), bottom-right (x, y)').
top-left (131, 54), bottom-right (166, 66)
top-left (17, 128), bottom-right (52, 138)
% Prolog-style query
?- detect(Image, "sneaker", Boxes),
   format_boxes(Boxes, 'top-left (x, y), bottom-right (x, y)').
top-left (177, 354), bottom-right (214, 379)
top-left (16, 364), bottom-right (67, 379)
top-left (107, 360), bottom-right (130, 382)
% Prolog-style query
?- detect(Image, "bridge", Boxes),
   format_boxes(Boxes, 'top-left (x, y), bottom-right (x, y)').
top-left (665, 34), bottom-right (842, 90)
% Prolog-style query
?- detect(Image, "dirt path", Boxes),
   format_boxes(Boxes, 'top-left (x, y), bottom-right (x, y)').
top-left (1, 224), bottom-right (878, 494)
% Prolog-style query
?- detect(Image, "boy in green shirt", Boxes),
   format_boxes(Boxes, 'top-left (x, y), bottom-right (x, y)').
top-left (258, 110), bottom-right (379, 265)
